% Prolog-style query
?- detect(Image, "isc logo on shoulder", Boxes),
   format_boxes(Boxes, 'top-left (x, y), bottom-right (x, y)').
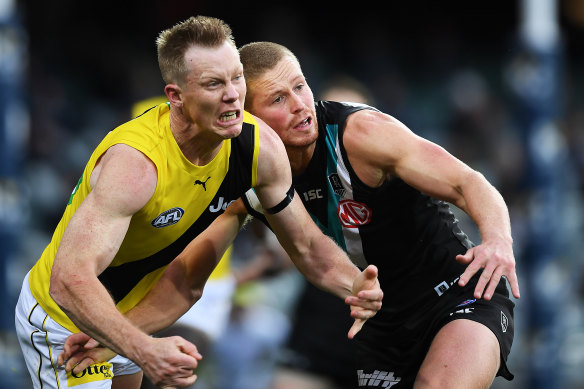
top-left (151, 207), bottom-right (185, 228)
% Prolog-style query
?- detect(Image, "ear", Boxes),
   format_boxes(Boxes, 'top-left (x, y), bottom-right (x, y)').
top-left (165, 84), bottom-right (183, 108)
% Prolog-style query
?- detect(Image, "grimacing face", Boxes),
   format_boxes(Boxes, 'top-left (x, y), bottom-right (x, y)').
top-left (248, 56), bottom-right (318, 148)
top-left (179, 41), bottom-right (246, 140)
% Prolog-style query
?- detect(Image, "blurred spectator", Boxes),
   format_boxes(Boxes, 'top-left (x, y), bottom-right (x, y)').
top-left (204, 220), bottom-right (299, 389)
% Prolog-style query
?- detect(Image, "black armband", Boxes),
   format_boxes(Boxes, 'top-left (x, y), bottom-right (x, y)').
top-left (265, 185), bottom-right (295, 214)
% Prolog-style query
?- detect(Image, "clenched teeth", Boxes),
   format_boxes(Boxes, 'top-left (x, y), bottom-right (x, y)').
top-left (220, 111), bottom-right (237, 122)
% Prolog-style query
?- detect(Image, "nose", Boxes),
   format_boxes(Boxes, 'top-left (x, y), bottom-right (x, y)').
top-left (290, 92), bottom-right (304, 113)
top-left (224, 82), bottom-right (240, 101)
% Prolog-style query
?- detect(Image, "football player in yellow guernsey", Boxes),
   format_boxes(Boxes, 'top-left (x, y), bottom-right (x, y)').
top-left (134, 97), bottom-right (238, 369)
top-left (14, 16), bottom-right (383, 389)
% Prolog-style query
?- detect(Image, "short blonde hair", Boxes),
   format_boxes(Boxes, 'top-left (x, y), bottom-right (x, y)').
top-left (156, 16), bottom-right (236, 85)
top-left (239, 42), bottom-right (300, 107)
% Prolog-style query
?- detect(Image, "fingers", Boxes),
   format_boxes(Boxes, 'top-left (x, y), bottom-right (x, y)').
top-left (70, 357), bottom-right (96, 375)
top-left (455, 250), bottom-right (473, 265)
top-left (58, 343), bottom-right (80, 366)
top-left (347, 318), bottom-right (365, 339)
top-left (160, 374), bottom-right (198, 389)
top-left (345, 288), bottom-right (383, 303)
top-left (351, 264), bottom-right (383, 304)
top-left (347, 264), bottom-right (383, 328)
top-left (142, 336), bottom-right (202, 386)
top-left (58, 332), bottom-right (96, 366)
top-left (507, 271), bottom-right (521, 299)
top-left (457, 244), bottom-right (521, 300)
top-left (64, 347), bottom-right (117, 373)
top-left (65, 353), bottom-right (86, 372)
top-left (475, 265), bottom-right (500, 300)
top-left (177, 338), bottom-right (203, 361)
top-left (345, 295), bottom-right (382, 312)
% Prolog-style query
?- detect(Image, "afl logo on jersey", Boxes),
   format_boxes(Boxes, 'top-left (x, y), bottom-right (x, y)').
top-left (151, 207), bottom-right (185, 228)
top-left (337, 200), bottom-right (372, 228)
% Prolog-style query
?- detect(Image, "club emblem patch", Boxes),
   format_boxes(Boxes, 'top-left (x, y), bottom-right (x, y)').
top-left (337, 199), bottom-right (372, 228)
top-left (328, 173), bottom-right (346, 197)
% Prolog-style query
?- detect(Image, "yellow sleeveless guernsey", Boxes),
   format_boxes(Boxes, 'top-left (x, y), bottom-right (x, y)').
top-left (28, 103), bottom-right (260, 332)
top-left (130, 97), bottom-right (233, 282)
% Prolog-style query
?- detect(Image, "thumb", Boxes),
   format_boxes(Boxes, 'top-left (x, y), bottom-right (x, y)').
top-left (361, 265), bottom-right (378, 287)
top-left (85, 338), bottom-right (100, 349)
top-left (455, 248), bottom-right (474, 264)
top-left (353, 265), bottom-right (379, 297)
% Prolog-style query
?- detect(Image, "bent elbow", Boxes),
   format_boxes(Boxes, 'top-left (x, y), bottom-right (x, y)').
top-left (191, 288), bottom-right (203, 305)
top-left (48, 269), bottom-right (85, 310)
top-left (48, 277), bottom-right (68, 308)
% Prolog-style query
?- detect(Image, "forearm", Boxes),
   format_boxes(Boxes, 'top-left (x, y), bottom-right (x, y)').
top-left (457, 171), bottom-right (513, 243)
top-left (298, 233), bottom-right (360, 300)
top-left (125, 258), bottom-right (201, 335)
top-left (267, 201), bottom-right (360, 299)
top-left (126, 203), bottom-right (248, 333)
top-left (50, 274), bottom-right (151, 362)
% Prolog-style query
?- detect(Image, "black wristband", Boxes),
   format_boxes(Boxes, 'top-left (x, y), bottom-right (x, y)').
top-left (265, 185), bottom-right (295, 214)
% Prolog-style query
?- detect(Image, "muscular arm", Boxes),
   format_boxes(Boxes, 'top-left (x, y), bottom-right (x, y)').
top-left (59, 121), bottom-right (382, 370)
top-left (50, 144), bottom-right (157, 358)
top-left (124, 199), bottom-right (250, 334)
top-left (344, 110), bottom-right (520, 299)
top-left (252, 116), bottom-right (376, 301)
top-left (50, 144), bottom-right (200, 385)
top-left (58, 198), bottom-right (252, 373)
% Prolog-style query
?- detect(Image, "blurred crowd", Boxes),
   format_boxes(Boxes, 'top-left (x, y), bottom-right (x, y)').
top-left (2, 1), bottom-right (584, 388)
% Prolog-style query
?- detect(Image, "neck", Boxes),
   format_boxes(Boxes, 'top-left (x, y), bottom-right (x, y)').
top-left (286, 141), bottom-right (316, 177)
top-left (169, 109), bottom-right (223, 166)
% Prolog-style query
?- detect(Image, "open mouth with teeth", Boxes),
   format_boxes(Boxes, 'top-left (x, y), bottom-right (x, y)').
top-left (219, 111), bottom-right (239, 122)
top-left (294, 117), bottom-right (312, 129)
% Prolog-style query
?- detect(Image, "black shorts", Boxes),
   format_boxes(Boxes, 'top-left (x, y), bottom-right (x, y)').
top-left (354, 278), bottom-right (515, 388)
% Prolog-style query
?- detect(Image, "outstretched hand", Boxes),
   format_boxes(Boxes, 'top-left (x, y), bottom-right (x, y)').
top-left (345, 264), bottom-right (383, 339)
top-left (456, 240), bottom-right (520, 300)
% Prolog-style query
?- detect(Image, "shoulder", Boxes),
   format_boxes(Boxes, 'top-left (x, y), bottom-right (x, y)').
top-left (345, 109), bottom-right (410, 143)
top-left (245, 113), bottom-right (290, 188)
top-left (91, 144), bottom-right (158, 212)
top-left (343, 109), bottom-right (418, 177)
top-left (249, 112), bottom-right (285, 152)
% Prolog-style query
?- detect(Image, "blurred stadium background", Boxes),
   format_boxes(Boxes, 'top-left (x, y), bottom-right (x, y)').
top-left (1, 0), bottom-right (583, 388)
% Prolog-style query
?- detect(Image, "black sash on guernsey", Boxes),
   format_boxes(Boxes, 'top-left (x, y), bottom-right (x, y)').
top-left (98, 123), bottom-right (256, 304)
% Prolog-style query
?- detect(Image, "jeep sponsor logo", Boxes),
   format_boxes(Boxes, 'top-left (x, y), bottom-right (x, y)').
top-left (67, 362), bottom-right (113, 386)
top-left (337, 199), bottom-right (372, 228)
top-left (209, 196), bottom-right (235, 213)
top-left (151, 207), bottom-right (185, 228)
